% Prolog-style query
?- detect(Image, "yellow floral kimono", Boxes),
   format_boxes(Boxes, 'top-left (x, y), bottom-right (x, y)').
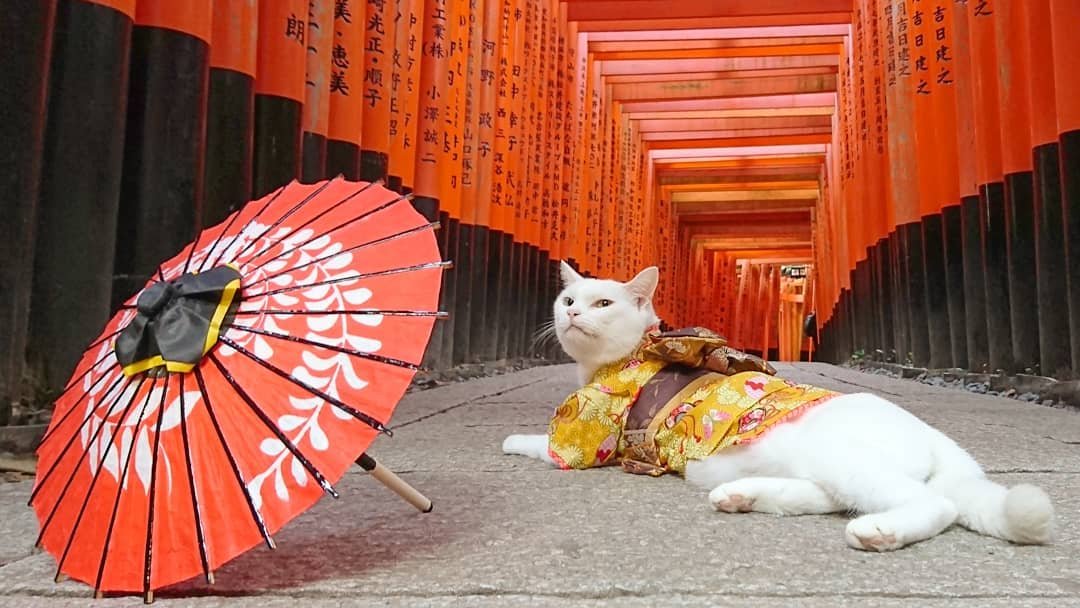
top-left (547, 327), bottom-right (839, 476)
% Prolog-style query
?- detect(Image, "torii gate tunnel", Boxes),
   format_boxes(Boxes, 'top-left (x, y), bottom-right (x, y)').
top-left (3, 0), bottom-right (1080, 409)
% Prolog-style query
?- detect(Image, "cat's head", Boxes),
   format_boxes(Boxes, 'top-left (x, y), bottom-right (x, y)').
top-left (553, 261), bottom-right (660, 367)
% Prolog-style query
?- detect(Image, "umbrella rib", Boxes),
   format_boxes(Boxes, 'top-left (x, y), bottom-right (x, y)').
top-left (217, 337), bottom-right (391, 434)
top-left (93, 378), bottom-right (167, 594)
top-left (46, 374), bottom-right (148, 571)
top-left (41, 328), bottom-right (124, 415)
top-left (204, 183), bottom-right (288, 272)
top-left (237, 181), bottom-right (388, 270)
top-left (30, 371), bottom-right (129, 504)
top-left (232, 309), bottom-right (447, 318)
top-left (187, 205), bottom-right (243, 275)
top-left (178, 375), bottom-right (213, 583)
top-left (36, 362), bottom-right (123, 452)
top-left (193, 367), bottom-right (276, 550)
top-left (227, 326), bottom-right (421, 371)
top-left (85, 327), bottom-right (123, 354)
top-left (250, 220), bottom-right (439, 284)
top-left (256, 261), bottom-right (452, 299)
top-left (142, 378), bottom-right (169, 599)
top-left (206, 354), bottom-right (340, 498)
top-left (221, 178), bottom-right (340, 268)
top-left (55, 346), bottom-right (118, 398)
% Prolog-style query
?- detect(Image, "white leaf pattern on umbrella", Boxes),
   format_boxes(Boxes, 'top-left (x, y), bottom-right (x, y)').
top-left (290, 456), bottom-right (307, 486)
top-left (103, 426), bottom-right (125, 481)
top-left (345, 334), bottom-right (382, 353)
top-left (269, 293), bottom-right (300, 306)
top-left (343, 287), bottom-right (373, 305)
top-left (302, 283), bottom-right (331, 300)
top-left (336, 354), bottom-right (371, 390)
top-left (263, 259), bottom-right (289, 273)
top-left (301, 234), bottom-right (330, 251)
top-left (253, 335), bottom-right (275, 359)
top-left (308, 423), bottom-right (329, 451)
top-left (288, 396), bottom-right (323, 411)
top-left (86, 426), bottom-right (99, 474)
top-left (247, 477), bottom-right (264, 511)
top-left (158, 391), bottom-right (201, 431)
top-left (277, 414), bottom-right (306, 431)
top-left (292, 366), bottom-right (329, 387)
top-left (134, 427), bottom-right (153, 492)
top-left (306, 312), bottom-right (339, 332)
top-left (273, 468), bottom-right (288, 500)
top-left (260, 438), bottom-right (285, 456)
top-left (301, 350), bottom-right (340, 372)
top-left (322, 251), bottom-right (353, 271)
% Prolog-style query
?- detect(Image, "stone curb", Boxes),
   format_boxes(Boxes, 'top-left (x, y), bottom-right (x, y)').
top-left (0, 424), bottom-right (46, 455)
top-left (854, 361), bottom-right (1080, 409)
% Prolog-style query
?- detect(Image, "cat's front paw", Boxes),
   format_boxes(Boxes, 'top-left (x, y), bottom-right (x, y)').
top-left (502, 434), bottom-right (527, 455)
top-left (501, 434), bottom-right (551, 462)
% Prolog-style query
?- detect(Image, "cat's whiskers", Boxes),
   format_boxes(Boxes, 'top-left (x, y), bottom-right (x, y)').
top-left (532, 320), bottom-right (561, 351)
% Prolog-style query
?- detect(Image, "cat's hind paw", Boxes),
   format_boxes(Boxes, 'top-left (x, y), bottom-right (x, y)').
top-left (845, 515), bottom-right (903, 552)
top-left (709, 485), bottom-right (756, 513)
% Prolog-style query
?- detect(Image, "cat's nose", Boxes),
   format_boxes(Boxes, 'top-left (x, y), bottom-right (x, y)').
top-left (567, 309), bottom-right (580, 318)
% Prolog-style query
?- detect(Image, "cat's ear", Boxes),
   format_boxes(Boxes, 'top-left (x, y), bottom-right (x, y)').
top-left (624, 266), bottom-right (659, 307)
top-left (560, 260), bottom-right (584, 286)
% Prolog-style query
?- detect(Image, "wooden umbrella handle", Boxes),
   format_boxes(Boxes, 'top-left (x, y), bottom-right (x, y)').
top-left (355, 453), bottom-right (433, 513)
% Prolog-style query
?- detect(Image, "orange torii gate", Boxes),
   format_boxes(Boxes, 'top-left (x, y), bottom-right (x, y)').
top-left (9, 0), bottom-right (1080, 407)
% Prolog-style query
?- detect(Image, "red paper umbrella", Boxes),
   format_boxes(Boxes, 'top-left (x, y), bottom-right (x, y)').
top-left (30, 178), bottom-right (446, 601)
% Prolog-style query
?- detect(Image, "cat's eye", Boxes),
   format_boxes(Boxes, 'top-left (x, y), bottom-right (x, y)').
top-left (595, 299), bottom-right (614, 308)
top-left (563, 297), bottom-right (574, 306)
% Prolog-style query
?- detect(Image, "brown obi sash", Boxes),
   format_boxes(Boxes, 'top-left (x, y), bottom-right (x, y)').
top-left (620, 364), bottom-right (726, 476)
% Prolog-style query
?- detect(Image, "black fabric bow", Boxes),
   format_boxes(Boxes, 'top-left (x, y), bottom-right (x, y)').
top-left (115, 265), bottom-right (242, 376)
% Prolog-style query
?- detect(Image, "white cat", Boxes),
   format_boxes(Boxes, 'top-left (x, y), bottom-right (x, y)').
top-left (502, 262), bottom-right (1055, 551)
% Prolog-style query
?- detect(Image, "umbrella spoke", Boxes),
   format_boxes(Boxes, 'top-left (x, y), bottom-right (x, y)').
top-left (232, 309), bottom-right (447, 318)
top-left (228, 326), bottom-right (423, 371)
top-left (142, 377), bottom-right (169, 600)
top-left (256, 260), bottom-right (452, 299)
top-left (187, 205), bottom-right (243, 275)
top-left (250, 220), bottom-right (439, 284)
top-left (46, 375), bottom-right (150, 573)
top-left (177, 375), bottom-right (213, 584)
top-left (204, 184), bottom-right (288, 272)
top-left (223, 178), bottom-right (339, 268)
top-left (193, 368), bottom-right (275, 550)
top-left (31, 372), bottom-right (129, 504)
top-left (57, 332), bottom-right (120, 395)
top-left (239, 181), bottom-right (388, 270)
top-left (93, 379), bottom-right (166, 594)
top-left (37, 361), bottom-right (122, 452)
top-left (84, 327), bottom-right (123, 354)
top-left (217, 337), bottom-right (391, 434)
top-left (41, 327), bottom-right (124, 420)
top-left (206, 354), bottom-right (340, 498)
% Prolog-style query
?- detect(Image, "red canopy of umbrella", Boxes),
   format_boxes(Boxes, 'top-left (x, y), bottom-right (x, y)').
top-left (30, 178), bottom-right (445, 597)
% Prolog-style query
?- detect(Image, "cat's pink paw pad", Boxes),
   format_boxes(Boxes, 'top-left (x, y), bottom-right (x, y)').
top-left (845, 517), bottom-right (903, 552)
top-left (709, 487), bottom-right (755, 513)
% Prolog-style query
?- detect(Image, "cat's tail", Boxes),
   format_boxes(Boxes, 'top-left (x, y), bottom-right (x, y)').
top-left (928, 433), bottom-right (1054, 544)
